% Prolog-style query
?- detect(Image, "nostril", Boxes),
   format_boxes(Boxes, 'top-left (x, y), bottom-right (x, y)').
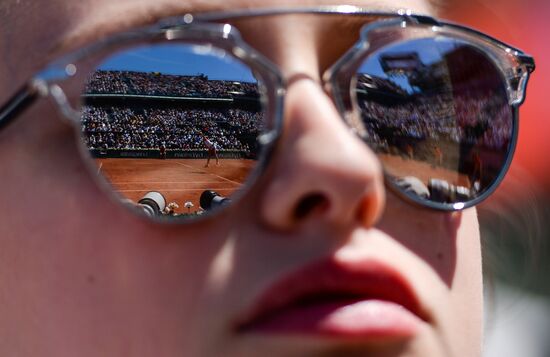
top-left (293, 192), bottom-right (330, 221)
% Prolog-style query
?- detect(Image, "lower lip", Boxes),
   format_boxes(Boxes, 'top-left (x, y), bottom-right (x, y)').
top-left (242, 299), bottom-right (422, 339)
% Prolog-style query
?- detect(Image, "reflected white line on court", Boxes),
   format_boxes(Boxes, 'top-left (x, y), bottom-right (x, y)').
top-left (174, 162), bottom-right (242, 186)
top-left (97, 163), bottom-right (103, 175)
top-left (111, 181), bottom-right (233, 185)
top-left (118, 189), bottom-right (236, 192)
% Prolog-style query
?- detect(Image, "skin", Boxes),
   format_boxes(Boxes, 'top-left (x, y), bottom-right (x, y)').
top-left (0, 0), bottom-right (483, 356)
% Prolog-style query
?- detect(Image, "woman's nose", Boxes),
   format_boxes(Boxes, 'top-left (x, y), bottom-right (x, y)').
top-left (259, 77), bottom-right (386, 231)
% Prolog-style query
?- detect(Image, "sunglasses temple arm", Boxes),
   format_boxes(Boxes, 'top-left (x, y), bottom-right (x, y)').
top-left (0, 84), bottom-right (40, 132)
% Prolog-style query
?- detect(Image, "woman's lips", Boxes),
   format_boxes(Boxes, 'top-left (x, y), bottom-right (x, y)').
top-left (243, 299), bottom-right (420, 338)
top-left (236, 259), bottom-right (428, 339)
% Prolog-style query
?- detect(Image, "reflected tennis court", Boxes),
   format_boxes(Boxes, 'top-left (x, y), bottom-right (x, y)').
top-left (96, 158), bottom-right (255, 214)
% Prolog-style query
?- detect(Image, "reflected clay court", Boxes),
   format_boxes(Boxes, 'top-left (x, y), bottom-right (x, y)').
top-left (96, 158), bottom-right (255, 215)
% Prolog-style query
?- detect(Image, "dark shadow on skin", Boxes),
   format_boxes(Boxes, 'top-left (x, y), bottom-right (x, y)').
top-left (377, 192), bottom-right (460, 288)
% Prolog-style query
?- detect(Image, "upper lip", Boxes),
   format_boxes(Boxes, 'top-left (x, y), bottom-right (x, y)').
top-left (235, 257), bottom-right (429, 331)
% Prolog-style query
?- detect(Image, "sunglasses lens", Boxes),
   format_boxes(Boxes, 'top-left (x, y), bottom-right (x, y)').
top-left (78, 42), bottom-right (269, 220)
top-left (353, 37), bottom-right (514, 207)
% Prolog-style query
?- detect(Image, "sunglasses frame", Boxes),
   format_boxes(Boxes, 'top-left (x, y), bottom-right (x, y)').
top-left (0, 5), bottom-right (536, 217)
top-left (323, 16), bottom-right (534, 210)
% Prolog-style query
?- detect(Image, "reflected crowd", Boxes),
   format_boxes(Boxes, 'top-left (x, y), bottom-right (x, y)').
top-left (82, 70), bottom-right (264, 152)
top-left (357, 78), bottom-right (512, 153)
top-left (85, 70), bottom-right (260, 98)
top-left (82, 106), bottom-right (262, 151)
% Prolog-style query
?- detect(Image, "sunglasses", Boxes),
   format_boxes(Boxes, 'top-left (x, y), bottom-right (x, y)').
top-left (0, 6), bottom-right (535, 221)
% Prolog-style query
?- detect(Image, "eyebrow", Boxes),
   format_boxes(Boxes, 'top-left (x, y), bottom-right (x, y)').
top-left (52, 1), bottom-right (216, 57)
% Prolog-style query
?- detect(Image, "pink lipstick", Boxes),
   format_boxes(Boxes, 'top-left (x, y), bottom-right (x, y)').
top-left (236, 258), bottom-right (428, 340)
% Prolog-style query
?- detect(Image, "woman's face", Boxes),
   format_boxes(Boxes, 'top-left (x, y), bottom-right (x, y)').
top-left (0, 0), bottom-right (483, 356)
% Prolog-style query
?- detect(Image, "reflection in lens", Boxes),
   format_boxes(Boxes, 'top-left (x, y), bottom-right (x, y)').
top-left (80, 43), bottom-right (266, 219)
top-left (354, 38), bottom-right (513, 206)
